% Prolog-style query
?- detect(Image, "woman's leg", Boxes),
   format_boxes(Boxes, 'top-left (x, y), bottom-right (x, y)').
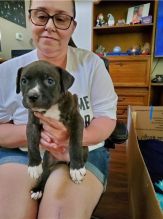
top-left (0, 163), bottom-right (38, 219)
top-left (38, 164), bottom-right (103, 219)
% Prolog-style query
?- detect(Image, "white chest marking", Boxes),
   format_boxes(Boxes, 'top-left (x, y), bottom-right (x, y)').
top-left (44, 104), bottom-right (61, 120)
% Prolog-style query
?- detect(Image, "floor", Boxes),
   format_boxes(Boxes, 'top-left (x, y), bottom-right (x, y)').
top-left (92, 144), bottom-right (130, 219)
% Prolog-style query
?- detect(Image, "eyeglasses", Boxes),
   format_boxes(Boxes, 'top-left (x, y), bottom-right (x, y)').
top-left (29, 9), bottom-right (74, 30)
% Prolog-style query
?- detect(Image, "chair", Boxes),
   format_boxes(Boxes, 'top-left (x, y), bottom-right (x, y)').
top-left (101, 55), bottom-right (128, 148)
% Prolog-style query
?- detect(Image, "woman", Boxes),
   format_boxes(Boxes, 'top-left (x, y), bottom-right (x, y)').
top-left (0, 0), bottom-right (117, 218)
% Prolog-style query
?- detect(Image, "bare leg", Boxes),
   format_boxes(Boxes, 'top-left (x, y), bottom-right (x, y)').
top-left (0, 163), bottom-right (38, 219)
top-left (38, 164), bottom-right (103, 219)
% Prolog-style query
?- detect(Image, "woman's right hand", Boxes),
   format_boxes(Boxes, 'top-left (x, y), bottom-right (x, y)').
top-left (40, 128), bottom-right (70, 161)
top-left (34, 112), bottom-right (70, 162)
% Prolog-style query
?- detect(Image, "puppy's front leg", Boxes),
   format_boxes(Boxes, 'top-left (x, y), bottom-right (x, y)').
top-left (31, 151), bottom-right (56, 200)
top-left (69, 112), bottom-right (87, 184)
top-left (27, 111), bottom-right (43, 180)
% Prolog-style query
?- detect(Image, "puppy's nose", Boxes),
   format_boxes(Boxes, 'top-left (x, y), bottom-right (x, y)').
top-left (28, 93), bottom-right (39, 102)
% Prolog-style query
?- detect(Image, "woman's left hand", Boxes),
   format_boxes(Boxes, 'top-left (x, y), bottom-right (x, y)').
top-left (34, 112), bottom-right (70, 161)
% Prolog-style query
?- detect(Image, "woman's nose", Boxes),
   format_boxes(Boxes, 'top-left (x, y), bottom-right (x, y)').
top-left (45, 18), bottom-right (56, 32)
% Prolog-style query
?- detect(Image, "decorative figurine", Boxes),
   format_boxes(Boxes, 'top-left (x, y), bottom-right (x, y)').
top-left (116, 18), bottom-right (126, 26)
top-left (141, 42), bottom-right (150, 55)
top-left (95, 45), bottom-right (105, 56)
top-left (96, 13), bottom-right (105, 27)
top-left (107, 13), bottom-right (115, 26)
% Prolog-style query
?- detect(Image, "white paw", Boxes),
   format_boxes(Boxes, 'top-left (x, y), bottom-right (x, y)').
top-left (28, 163), bottom-right (43, 179)
top-left (31, 191), bottom-right (42, 200)
top-left (70, 166), bottom-right (86, 184)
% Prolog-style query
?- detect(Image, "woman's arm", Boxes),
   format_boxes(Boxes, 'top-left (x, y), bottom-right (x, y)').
top-left (83, 116), bottom-right (116, 146)
top-left (34, 112), bottom-right (116, 148)
top-left (0, 124), bottom-right (27, 147)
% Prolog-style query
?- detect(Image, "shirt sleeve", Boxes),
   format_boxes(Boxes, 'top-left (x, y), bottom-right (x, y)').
top-left (0, 61), bottom-right (28, 124)
top-left (0, 62), bottom-right (14, 123)
top-left (90, 55), bottom-right (118, 120)
top-left (0, 51), bottom-right (38, 124)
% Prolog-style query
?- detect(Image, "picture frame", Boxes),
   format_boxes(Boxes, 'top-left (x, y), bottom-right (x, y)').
top-left (0, 0), bottom-right (26, 27)
top-left (126, 3), bottom-right (150, 24)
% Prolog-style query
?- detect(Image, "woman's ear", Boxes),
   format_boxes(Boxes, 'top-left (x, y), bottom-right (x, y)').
top-left (71, 20), bottom-right (77, 34)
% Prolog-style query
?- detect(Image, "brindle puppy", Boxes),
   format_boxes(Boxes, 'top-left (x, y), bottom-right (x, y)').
top-left (16, 60), bottom-right (88, 200)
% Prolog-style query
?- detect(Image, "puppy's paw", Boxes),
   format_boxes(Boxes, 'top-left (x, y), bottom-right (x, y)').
top-left (31, 190), bottom-right (42, 200)
top-left (28, 163), bottom-right (43, 179)
top-left (70, 166), bottom-right (86, 184)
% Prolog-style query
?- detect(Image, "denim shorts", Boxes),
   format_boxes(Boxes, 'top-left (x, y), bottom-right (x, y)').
top-left (0, 146), bottom-right (109, 188)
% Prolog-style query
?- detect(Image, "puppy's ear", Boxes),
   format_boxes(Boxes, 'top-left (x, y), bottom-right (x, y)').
top-left (58, 68), bottom-right (75, 93)
top-left (16, 67), bottom-right (23, 93)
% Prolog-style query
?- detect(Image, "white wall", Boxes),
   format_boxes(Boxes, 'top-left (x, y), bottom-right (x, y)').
top-left (73, 1), bottom-right (93, 51)
top-left (0, 1), bottom-right (33, 60)
top-left (152, 58), bottom-right (163, 78)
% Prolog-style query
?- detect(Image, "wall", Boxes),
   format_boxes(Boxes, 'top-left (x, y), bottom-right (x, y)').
top-left (0, 1), bottom-right (33, 60)
top-left (152, 58), bottom-right (163, 79)
top-left (73, 1), bottom-right (93, 51)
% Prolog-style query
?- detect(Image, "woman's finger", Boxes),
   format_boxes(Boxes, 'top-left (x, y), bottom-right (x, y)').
top-left (42, 123), bottom-right (69, 144)
top-left (40, 138), bottom-right (58, 149)
top-left (42, 123), bottom-right (57, 136)
top-left (41, 130), bottom-right (52, 143)
top-left (40, 140), bottom-right (67, 154)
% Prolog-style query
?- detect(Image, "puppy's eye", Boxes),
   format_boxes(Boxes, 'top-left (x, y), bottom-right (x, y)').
top-left (21, 77), bottom-right (27, 85)
top-left (46, 77), bottom-right (55, 86)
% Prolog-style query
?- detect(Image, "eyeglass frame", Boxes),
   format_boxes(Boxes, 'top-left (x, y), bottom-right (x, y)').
top-left (28, 9), bottom-right (75, 30)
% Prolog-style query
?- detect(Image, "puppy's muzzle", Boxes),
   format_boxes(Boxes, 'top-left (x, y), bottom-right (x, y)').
top-left (28, 92), bottom-right (40, 103)
top-left (25, 90), bottom-right (42, 109)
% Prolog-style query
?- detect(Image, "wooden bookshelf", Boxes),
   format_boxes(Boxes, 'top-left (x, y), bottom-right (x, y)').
top-left (92, 0), bottom-right (157, 120)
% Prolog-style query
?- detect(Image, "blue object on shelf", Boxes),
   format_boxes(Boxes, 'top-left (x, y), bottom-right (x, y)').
top-left (127, 49), bottom-right (141, 55)
top-left (106, 52), bottom-right (128, 56)
top-left (113, 46), bottom-right (122, 53)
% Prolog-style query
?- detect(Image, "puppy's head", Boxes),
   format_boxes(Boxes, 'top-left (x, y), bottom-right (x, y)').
top-left (16, 60), bottom-right (74, 111)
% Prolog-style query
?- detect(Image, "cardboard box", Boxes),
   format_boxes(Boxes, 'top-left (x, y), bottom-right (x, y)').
top-left (127, 106), bottom-right (163, 219)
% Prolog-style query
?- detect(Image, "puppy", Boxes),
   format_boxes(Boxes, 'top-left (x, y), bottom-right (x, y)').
top-left (16, 60), bottom-right (88, 200)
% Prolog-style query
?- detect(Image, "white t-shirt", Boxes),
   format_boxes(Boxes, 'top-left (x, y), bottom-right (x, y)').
top-left (0, 46), bottom-right (117, 151)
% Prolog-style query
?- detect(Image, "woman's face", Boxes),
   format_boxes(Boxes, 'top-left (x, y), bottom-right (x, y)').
top-left (29, 0), bottom-right (76, 56)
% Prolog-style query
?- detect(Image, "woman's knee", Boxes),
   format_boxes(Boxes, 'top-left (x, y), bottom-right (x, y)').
top-left (38, 165), bottom-right (103, 219)
top-left (38, 165), bottom-right (80, 218)
top-left (40, 164), bottom-right (71, 201)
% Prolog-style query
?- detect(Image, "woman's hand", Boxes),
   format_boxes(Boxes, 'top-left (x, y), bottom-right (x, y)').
top-left (34, 112), bottom-right (70, 161)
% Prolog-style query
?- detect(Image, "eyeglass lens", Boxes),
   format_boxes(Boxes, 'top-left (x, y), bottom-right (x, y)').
top-left (29, 9), bottom-right (73, 30)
